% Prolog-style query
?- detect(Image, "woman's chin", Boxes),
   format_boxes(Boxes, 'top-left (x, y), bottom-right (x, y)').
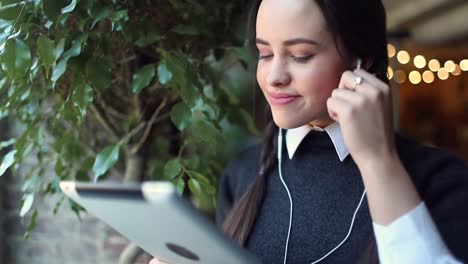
top-left (271, 115), bottom-right (307, 129)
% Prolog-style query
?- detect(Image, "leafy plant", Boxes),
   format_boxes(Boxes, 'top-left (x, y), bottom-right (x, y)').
top-left (0, 0), bottom-right (258, 241)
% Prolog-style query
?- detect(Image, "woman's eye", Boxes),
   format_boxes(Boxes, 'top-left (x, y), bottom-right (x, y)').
top-left (292, 55), bottom-right (314, 63)
top-left (259, 54), bottom-right (273, 60)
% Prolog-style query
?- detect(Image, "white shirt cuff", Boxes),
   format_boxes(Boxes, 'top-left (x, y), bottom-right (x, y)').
top-left (372, 202), bottom-right (462, 264)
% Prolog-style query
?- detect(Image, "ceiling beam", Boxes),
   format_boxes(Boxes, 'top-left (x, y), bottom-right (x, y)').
top-left (412, 1), bottom-right (468, 44)
top-left (385, 0), bottom-right (458, 31)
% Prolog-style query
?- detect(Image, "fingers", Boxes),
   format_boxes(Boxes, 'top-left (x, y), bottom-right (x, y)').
top-left (149, 258), bottom-right (161, 264)
top-left (338, 69), bottom-right (389, 93)
top-left (149, 258), bottom-right (171, 264)
top-left (337, 70), bottom-right (390, 107)
top-left (329, 68), bottom-right (392, 122)
top-left (327, 95), bottom-right (353, 122)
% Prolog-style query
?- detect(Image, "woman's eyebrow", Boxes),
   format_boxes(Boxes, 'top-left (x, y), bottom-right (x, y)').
top-left (256, 37), bottom-right (321, 46)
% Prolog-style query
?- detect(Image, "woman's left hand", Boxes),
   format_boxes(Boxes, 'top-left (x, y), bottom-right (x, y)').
top-left (327, 68), bottom-right (396, 166)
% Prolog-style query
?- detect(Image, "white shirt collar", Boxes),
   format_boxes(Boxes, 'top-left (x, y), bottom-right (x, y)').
top-left (285, 122), bottom-right (350, 162)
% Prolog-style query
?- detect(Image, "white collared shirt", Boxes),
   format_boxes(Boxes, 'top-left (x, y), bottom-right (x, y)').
top-left (286, 123), bottom-right (463, 264)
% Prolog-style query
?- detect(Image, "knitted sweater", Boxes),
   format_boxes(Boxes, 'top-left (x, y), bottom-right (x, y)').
top-left (215, 131), bottom-right (468, 263)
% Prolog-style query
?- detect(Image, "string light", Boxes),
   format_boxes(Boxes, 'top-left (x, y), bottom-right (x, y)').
top-left (394, 70), bottom-right (406, 84)
top-left (437, 68), bottom-right (449, 80)
top-left (422, 70), bottom-right (435, 84)
top-left (460, 59), bottom-right (468, 71)
top-left (444, 60), bottom-right (456, 73)
top-left (386, 43), bottom-right (466, 85)
top-left (387, 44), bottom-right (396, 58)
top-left (414, 55), bottom-right (426, 69)
top-left (452, 65), bottom-right (461, 76)
top-left (387, 67), bottom-right (394, 80)
top-left (397, 50), bottom-right (410, 64)
top-left (409, 71), bottom-right (422, 84)
top-left (428, 59), bottom-right (441, 72)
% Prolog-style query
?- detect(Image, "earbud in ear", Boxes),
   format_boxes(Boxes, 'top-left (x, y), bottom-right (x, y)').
top-left (356, 58), bottom-right (362, 70)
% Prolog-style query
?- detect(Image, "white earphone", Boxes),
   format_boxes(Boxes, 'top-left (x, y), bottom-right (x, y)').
top-left (277, 129), bottom-right (366, 264)
top-left (276, 58), bottom-right (366, 263)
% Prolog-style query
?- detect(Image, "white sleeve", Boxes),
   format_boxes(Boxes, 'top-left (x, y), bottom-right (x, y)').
top-left (372, 202), bottom-right (463, 264)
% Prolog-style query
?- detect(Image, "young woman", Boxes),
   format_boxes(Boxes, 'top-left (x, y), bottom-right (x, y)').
top-left (151, 0), bottom-right (468, 263)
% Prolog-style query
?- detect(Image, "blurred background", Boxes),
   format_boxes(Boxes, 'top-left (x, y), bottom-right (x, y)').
top-left (0, 0), bottom-right (467, 263)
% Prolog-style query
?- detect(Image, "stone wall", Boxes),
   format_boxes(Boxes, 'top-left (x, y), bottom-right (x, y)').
top-left (5, 176), bottom-right (153, 264)
top-left (1, 121), bottom-right (152, 264)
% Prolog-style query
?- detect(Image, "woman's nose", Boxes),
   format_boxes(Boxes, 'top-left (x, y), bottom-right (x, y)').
top-left (266, 59), bottom-right (291, 87)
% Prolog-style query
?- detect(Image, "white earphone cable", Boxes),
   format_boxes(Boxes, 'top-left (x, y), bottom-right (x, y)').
top-left (278, 128), bottom-right (294, 264)
top-left (277, 128), bottom-right (366, 264)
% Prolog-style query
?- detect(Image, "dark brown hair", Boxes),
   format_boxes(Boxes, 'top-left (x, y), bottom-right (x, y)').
top-left (222, 1), bottom-right (388, 261)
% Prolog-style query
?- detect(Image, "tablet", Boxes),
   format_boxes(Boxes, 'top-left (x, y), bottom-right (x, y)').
top-left (59, 181), bottom-right (261, 264)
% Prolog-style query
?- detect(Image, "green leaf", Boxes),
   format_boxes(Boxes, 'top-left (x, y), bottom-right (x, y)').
top-left (54, 158), bottom-right (66, 178)
top-left (188, 178), bottom-right (202, 195)
top-left (69, 198), bottom-right (86, 219)
top-left (135, 33), bottom-right (161, 47)
top-left (86, 57), bottom-right (112, 91)
top-left (37, 34), bottom-right (56, 77)
top-left (55, 38), bottom-right (66, 60)
top-left (0, 138), bottom-right (15, 150)
top-left (21, 174), bottom-right (41, 193)
top-left (173, 177), bottom-right (185, 196)
top-left (0, 2), bottom-right (23, 21)
top-left (72, 83), bottom-right (93, 122)
top-left (51, 59), bottom-right (66, 82)
top-left (163, 158), bottom-right (182, 180)
top-left (61, 0), bottom-right (77, 14)
top-left (92, 144), bottom-right (120, 181)
top-left (43, 0), bottom-right (67, 22)
top-left (191, 120), bottom-right (223, 150)
top-left (132, 64), bottom-right (155, 94)
top-left (24, 209), bottom-right (38, 240)
top-left (89, 6), bottom-right (112, 29)
top-left (63, 35), bottom-right (86, 61)
top-left (52, 35), bottom-right (86, 82)
top-left (233, 47), bottom-right (249, 64)
top-left (239, 109), bottom-right (260, 135)
top-left (172, 24), bottom-right (199, 35)
top-left (180, 84), bottom-right (199, 107)
top-left (0, 38), bottom-right (31, 78)
top-left (0, 149), bottom-right (16, 176)
top-left (20, 193), bottom-right (34, 217)
top-left (157, 63), bottom-right (172, 85)
top-left (187, 171), bottom-right (211, 187)
top-left (170, 102), bottom-right (192, 131)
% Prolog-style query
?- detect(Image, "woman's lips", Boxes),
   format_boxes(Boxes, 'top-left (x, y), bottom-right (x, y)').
top-left (267, 92), bottom-right (301, 105)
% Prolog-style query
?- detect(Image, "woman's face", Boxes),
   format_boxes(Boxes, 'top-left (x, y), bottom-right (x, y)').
top-left (256, 0), bottom-right (350, 128)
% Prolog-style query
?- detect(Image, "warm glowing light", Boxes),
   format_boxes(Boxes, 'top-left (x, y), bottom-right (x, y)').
top-left (444, 60), bottom-right (456, 73)
top-left (437, 68), bottom-right (449, 80)
top-left (387, 44), bottom-right (396, 58)
top-left (414, 55), bottom-right (426, 69)
top-left (387, 67), bottom-right (394, 79)
top-left (409, 71), bottom-right (422, 84)
top-left (422, 71), bottom-right (434, 83)
top-left (460, 59), bottom-right (468, 71)
top-left (397, 50), bottom-right (410, 64)
top-left (452, 65), bottom-right (461, 76)
top-left (394, 70), bottom-right (406, 84)
top-left (428, 59), bottom-right (440, 72)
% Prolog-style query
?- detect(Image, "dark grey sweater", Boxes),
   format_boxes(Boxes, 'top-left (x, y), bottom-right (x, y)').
top-left (215, 130), bottom-right (468, 263)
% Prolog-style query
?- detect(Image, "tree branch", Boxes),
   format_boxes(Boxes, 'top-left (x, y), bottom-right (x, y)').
top-left (130, 98), bottom-right (168, 154)
top-left (89, 104), bottom-right (119, 141)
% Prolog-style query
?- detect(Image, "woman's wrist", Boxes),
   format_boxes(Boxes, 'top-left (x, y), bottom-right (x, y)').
top-left (355, 151), bottom-right (422, 225)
